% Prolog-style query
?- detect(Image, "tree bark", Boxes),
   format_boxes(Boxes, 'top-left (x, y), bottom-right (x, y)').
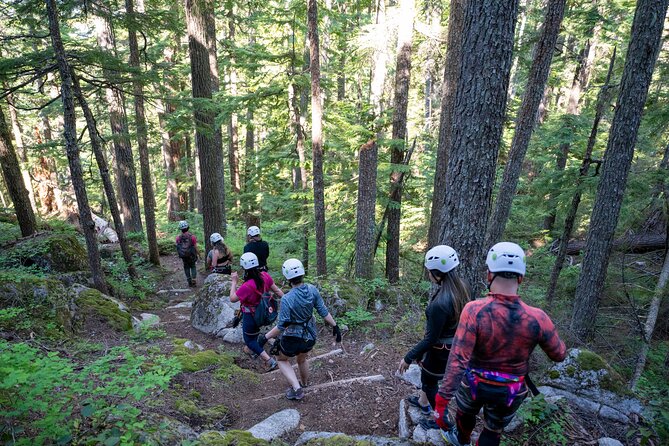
top-left (227, 6), bottom-right (241, 204)
top-left (426, 0), bottom-right (465, 248)
top-left (385, 0), bottom-right (415, 284)
top-left (126, 0), bottom-right (160, 265)
top-left (0, 105), bottom-right (37, 237)
top-left (5, 94), bottom-right (38, 215)
top-left (486, 0), bottom-right (567, 246)
top-left (46, 0), bottom-right (108, 293)
top-left (570, 0), bottom-right (668, 340)
top-left (355, 140), bottom-right (378, 279)
top-left (438, 0), bottom-right (520, 297)
top-left (308, 0), bottom-right (327, 277)
top-left (545, 48), bottom-right (616, 307)
top-left (204, 0), bottom-right (227, 234)
top-left (185, 0), bottom-right (224, 253)
top-left (71, 72), bottom-right (138, 279)
top-left (158, 101), bottom-right (186, 221)
top-left (94, 14), bottom-right (143, 233)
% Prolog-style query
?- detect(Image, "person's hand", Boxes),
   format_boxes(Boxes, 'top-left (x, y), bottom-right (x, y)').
top-left (332, 325), bottom-right (342, 343)
top-left (434, 394), bottom-right (452, 430)
top-left (398, 358), bottom-right (410, 374)
top-left (231, 271), bottom-right (239, 283)
top-left (258, 334), bottom-right (268, 348)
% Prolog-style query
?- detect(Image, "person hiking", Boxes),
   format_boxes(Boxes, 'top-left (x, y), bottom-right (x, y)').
top-left (175, 220), bottom-right (199, 287)
top-left (434, 242), bottom-right (567, 446)
top-left (206, 232), bottom-right (233, 275)
top-left (398, 245), bottom-right (471, 417)
top-left (243, 226), bottom-right (270, 271)
top-left (229, 252), bottom-right (283, 371)
top-left (258, 258), bottom-right (342, 400)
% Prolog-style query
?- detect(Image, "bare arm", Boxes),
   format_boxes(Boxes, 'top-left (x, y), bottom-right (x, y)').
top-left (324, 313), bottom-right (336, 327)
top-left (270, 283), bottom-right (284, 298)
top-left (265, 325), bottom-right (281, 340)
top-left (229, 272), bottom-right (240, 303)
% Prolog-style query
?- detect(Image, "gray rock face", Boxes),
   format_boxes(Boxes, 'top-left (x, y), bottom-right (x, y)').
top-left (539, 386), bottom-right (633, 424)
top-left (295, 432), bottom-right (411, 446)
top-left (247, 409), bottom-right (300, 441)
top-left (132, 313), bottom-right (160, 332)
top-left (183, 340), bottom-right (204, 351)
top-left (412, 425), bottom-right (445, 445)
top-left (598, 438), bottom-right (624, 446)
top-left (396, 364), bottom-right (422, 389)
top-left (190, 274), bottom-right (238, 335)
top-left (398, 400), bottom-right (410, 439)
top-left (219, 327), bottom-right (244, 344)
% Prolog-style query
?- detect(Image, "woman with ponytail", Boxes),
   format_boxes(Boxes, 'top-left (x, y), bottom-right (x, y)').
top-left (230, 252), bottom-right (284, 371)
top-left (398, 245), bottom-right (471, 417)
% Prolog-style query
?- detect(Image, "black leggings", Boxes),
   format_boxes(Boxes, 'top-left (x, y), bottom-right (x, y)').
top-left (420, 345), bottom-right (451, 408)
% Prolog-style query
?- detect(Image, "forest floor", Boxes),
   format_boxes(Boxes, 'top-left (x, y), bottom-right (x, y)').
top-left (125, 254), bottom-right (634, 445)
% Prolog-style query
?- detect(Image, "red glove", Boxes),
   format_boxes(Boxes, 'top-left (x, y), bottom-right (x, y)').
top-left (434, 394), bottom-right (451, 430)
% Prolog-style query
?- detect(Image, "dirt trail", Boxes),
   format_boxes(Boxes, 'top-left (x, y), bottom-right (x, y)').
top-left (150, 254), bottom-right (408, 439)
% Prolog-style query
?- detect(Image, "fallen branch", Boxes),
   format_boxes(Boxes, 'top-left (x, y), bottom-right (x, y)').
top-left (266, 349), bottom-right (343, 375)
top-left (565, 234), bottom-right (666, 255)
top-left (253, 374), bottom-right (385, 402)
top-left (157, 289), bottom-right (192, 294)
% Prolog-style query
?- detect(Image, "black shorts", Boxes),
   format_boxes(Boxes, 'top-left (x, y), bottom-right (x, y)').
top-left (279, 336), bottom-right (315, 357)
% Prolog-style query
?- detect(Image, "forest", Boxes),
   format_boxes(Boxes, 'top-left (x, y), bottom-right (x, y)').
top-left (1, 0), bottom-right (669, 444)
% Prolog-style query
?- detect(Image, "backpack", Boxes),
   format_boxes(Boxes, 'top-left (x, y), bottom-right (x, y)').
top-left (253, 290), bottom-right (278, 327)
top-left (176, 233), bottom-right (196, 260)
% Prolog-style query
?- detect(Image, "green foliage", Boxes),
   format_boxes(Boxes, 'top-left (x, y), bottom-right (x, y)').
top-left (0, 232), bottom-right (87, 273)
top-left (76, 289), bottom-right (133, 331)
top-left (503, 395), bottom-right (569, 446)
top-left (0, 341), bottom-right (181, 445)
top-left (104, 254), bottom-right (159, 301)
top-left (338, 307), bottom-right (375, 329)
top-left (198, 430), bottom-right (270, 446)
top-left (634, 343), bottom-right (669, 444)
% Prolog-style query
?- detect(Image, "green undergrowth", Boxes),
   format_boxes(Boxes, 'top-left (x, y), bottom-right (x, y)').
top-left (634, 342), bottom-right (669, 444)
top-left (174, 398), bottom-right (228, 426)
top-left (0, 232), bottom-right (87, 273)
top-left (0, 341), bottom-right (181, 445)
top-left (502, 395), bottom-right (570, 446)
top-left (198, 430), bottom-right (287, 446)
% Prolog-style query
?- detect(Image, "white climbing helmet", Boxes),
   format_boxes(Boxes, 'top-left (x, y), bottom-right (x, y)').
top-left (486, 242), bottom-right (526, 276)
top-left (210, 232), bottom-right (223, 244)
top-left (178, 220), bottom-right (189, 230)
top-left (424, 245), bottom-right (460, 273)
top-left (240, 252), bottom-right (259, 270)
top-left (282, 258), bottom-right (305, 280)
top-left (247, 226), bottom-right (260, 237)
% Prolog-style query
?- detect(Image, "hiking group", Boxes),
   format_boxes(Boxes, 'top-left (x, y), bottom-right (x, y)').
top-left (176, 222), bottom-right (566, 445)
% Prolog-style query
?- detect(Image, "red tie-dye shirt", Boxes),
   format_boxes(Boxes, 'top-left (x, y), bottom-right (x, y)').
top-left (438, 293), bottom-right (566, 400)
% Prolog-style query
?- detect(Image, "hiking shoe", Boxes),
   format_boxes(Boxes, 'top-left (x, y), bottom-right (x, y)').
top-left (406, 395), bottom-right (432, 416)
top-left (266, 358), bottom-right (277, 371)
top-left (285, 387), bottom-right (304, 400)
top-left (441, 428), bottom-right (470, 446)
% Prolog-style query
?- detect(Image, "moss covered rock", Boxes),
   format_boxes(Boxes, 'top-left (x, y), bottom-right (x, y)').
top-left (191, 274), bottom-right (238, 335)
top-left (171, 339), bottom-right (256, 382)
top-left (0, 232), bottom-right (87, 273)
top-left (304, 435), bottom-right (370, 446)
top-left (545, 348), bottom-right (627, 395)
top-left (199, 430), bottom-right (271, 446)
top-left (174, 398), bottom-right (228, 426)
top-left (70, 284), bottom-right (132, 331)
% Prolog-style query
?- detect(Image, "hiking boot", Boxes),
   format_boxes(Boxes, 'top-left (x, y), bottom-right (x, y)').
top-left (266, 358), bottom-right (277, 371)
top-left (441, 428), bottom-right (470, 446)
top-left (406, 395), bottom-right (432, 416)
top-left (285, 387), bottom-right (304, 400)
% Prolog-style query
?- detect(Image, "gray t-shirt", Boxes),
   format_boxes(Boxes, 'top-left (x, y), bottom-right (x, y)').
top-left (277, 283), bottom-right (329, 341)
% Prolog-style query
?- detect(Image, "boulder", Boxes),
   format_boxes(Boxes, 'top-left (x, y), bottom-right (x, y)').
top-left (396, 364), bottom-right (421, 389)
top-left (247, 409), bottom-right (300, 441)
top-left (132, 313), bottom-right (161, 332)
top-left (398, 400), bottom-right (410, 439)
top-left (412, 425), bottom-right (445, 445)
top-left (167, 301), bottom-right (193, 309)
top-left (184, 340), bottom-right (205, 351)
top-left (0, 232), bottom-right (87, 273)
top-left (191, 274), bottom-right (239, 336)
top-left (219, 327), bottom-right (244, 344)
top-left (598, 438), bottom-right (624, 446)
top-left (70, 284), bottom-right (132, 332)
top-left (200, 430), bottom-right (269, 446)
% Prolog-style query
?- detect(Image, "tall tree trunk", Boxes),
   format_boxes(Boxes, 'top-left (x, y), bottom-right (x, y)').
top-left (486, 0), bottom-right (567, 246)
top-left (630, 142), bottom-right (669, 389)
top-left (71, 72), bottom-right (138, 279)
top-left (570, 0), bottom-right (668, 340)
top-left (94, 14), bottom-right (143, 233)
top-left (543, 37), bottom-right (597, 232)
top-left (186, 0), bottom-right (224, 253)
top-left (158, 101), bottom-right (185, 221)
top-left (545, 48), bottom-right (616, 307)
top-left (46, 0), bottom-right (108, 293)
top-left (204, 1), bottom-right (227, 234)
top-left (0, 105), bottom-right (37, 236)
top-left (426, 0), bottom-right (464, 248)
top-left (355, 140), bottom-right (378, 278)
top-left (386, 0), bottom-right (415, 283)
top-left (507, 0), bottom-right (530, 101)
top-left (5, 94), bottom-right (38, 215)
top-left (227, 6), bottom-right (241, 205)
top-left (308, 0), bottom-right (327, 277)
top-left (126, 0), bottom-right (160, 265)
top-left (438, 0), bottom-right (520, 298)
